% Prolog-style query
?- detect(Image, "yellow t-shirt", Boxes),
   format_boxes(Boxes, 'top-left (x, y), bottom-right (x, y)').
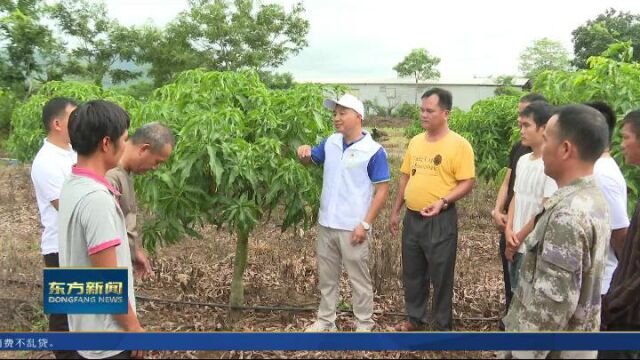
top-left (400, 131), bottom-right (475, 211)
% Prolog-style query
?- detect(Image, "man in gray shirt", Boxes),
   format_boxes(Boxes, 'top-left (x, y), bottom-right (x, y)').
top-left (106, 122), bottom-right (175, 279)
top-left (58, 100), bottom-right (144, 359)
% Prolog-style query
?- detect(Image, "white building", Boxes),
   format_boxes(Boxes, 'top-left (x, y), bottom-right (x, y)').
top-left (303, 77), bottom-right (528, 111)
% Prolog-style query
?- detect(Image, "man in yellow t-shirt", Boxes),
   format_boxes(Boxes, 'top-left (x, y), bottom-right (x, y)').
top-left (390, 88), bottom-right (475, 331)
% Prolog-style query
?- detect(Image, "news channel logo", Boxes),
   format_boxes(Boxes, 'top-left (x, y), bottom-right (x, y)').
top-left (43, 268), bottom-right (128, 314)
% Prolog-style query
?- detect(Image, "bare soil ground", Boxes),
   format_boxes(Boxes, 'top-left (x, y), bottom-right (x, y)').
top-left (0, 128), bottom-right (504, 359)
top-left (367, 116), bottom-right (413, 129)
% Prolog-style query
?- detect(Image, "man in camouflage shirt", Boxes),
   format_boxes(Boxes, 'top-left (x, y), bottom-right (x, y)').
top-left (503, 105), bottom-right (611, 359)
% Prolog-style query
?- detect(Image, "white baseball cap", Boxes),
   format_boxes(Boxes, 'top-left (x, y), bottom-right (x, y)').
top-left (323, 94), bottom-right (365, 119)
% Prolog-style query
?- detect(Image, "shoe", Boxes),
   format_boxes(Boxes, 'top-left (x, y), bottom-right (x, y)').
top-left (393, 320), bottom-right (426, 331)
top-left (304, 320), bottom-right (338, 332)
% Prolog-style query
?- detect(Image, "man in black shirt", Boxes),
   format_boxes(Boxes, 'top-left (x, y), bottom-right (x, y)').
top-left (600, 110), bottom-right (640, 359)
top-left (491, 93), bottom-right (547, 318)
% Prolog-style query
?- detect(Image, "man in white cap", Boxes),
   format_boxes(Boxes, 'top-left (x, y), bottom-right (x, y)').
top-left (297, 93), bottom-right (390, 331)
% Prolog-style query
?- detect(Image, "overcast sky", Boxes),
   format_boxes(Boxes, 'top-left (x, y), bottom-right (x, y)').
top-left (104, 0), bottom-right (640, 81)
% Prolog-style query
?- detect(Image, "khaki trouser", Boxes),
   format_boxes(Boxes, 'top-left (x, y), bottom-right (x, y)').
top-left (316, 225), bottom-right (374, 329)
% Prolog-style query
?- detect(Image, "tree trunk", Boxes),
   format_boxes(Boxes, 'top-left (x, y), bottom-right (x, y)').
top-left (228, 230), bottom-right (249, 324)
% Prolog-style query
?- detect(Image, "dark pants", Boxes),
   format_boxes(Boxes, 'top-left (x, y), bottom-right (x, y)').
top-left (401, 207), bottom-right (457, 331)
top-left (44, 253), bottom-right (76, 360)
top-left (598, 324), bottom-right (640, 359)
top-left (499, 234), bottom-right (513, 310)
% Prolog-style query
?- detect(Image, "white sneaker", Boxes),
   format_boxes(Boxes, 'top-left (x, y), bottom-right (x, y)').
top-left (304, 321), bottom-right (338, 332)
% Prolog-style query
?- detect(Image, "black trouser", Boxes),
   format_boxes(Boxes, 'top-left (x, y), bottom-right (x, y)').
top-left (598, 324), bottom-right (640, 359)
top-left (499, 233), bottom-right (513, 310)
top-left (44, 253), bottom-right (76, 360)
top-left (401, 207), bottom-right (457, 331)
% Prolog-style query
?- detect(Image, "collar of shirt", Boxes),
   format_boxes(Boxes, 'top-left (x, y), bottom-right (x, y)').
top-left (43, 138), bottom-right (74, 158)
top-left (341, 131), bottom-right (368, 151)
top-left (114, 164), bottom-right (134, 178)
top-left (544, 175), bottom-right (595, 211)
top-left (71, 165), bottom-right (121, 197)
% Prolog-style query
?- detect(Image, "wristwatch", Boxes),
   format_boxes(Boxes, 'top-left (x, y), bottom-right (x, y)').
top-left (361, 221), bottom-right (371, 231)
top-left (440, 197), bottom-right (449, 210)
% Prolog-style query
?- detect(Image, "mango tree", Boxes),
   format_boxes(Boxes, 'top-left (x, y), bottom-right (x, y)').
top-left (7, 71), bottom-right (342, 318)
top-left (132, 70), bottom-right (342, 314)
top-left (533, 43), bottom-right (640, 213)
top-left (7, 81), bottom-right (139, 161)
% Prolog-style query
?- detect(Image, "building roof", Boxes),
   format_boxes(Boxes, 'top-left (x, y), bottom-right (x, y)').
top-left (298, 77), bottom-right (529, 86)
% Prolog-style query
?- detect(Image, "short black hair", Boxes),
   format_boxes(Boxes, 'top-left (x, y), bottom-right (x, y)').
top-left (585, 101), bottom-right (616, 144)
top-left (68, 100), bottom-right (130, 156)
top-left (622, 110), bottom-right (640, 138)
top-left (42, 97), bottom-right (77, 132)
top-left (130, 122), bottom-right (176, 152)
top-left (421, 87), bottom-right (452, 111)
top-left (520, 101), bottom-right (556, 128)
top-left (520, 93), bottom-right (547, 104)
top-left (555, 105), bottom-right (608, 163)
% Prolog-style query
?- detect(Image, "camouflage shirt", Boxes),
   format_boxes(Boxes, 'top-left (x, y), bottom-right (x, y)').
top-left (503, 176), bottom-right (610, 359)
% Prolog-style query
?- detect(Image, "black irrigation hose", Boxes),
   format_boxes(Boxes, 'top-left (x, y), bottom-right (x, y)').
top-left (136, 294), bottom-right (317, 312)
top-left (136, 295), bottom-right (500, 321)
top-left (2, 278), bottom-right (500, 322)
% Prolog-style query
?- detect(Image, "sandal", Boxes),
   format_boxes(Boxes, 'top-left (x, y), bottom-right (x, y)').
top-left (393, 321), bottom-right (425, 331)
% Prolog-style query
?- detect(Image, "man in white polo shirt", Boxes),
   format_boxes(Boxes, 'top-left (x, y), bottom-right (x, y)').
top-left (30, 97), bottom-right (77, 359)
top-left (584, 103), bottom-right (630, 298)
top-left (58, 100), bottom-right (144, 359)
top-left (297, 94), bottom-right (390, 331)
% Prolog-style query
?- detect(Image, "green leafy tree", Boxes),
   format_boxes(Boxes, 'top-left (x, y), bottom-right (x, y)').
top-left (519, 38), bottom-right (572, 79)
top-left (600, 40), bottom-right (635, 62)
top-left (532, 43), bottom-right (640, 214)
top-left (257, 71), bottom-right (295, 90)
top-left (110, 80), bottom-right (156, 101)
top-left (0, 0), bottom-right (66, 97)
top-left (7, 81), bottom-right (139, 161)
top-left (133, 0), bottom-right (309, 86)
top-left (0, 87), bottom-right (16, 131)
top-left (493, 75), bottom-right (524, 96)
top-left (393, 48), bottom-right (440, 104)
top-left (572, 8), bottom-right (640, 69)
top-left (127, 25), bottom-right (177, 87)
top-left (393, 48), bottom-right (441, 83)
top-left (48, 0), bottom-right (141, 86)
top-left (391, 102), bottom-right (420, 120)
top-left (127, 70), bottom-right (343, 319)
top-left (495, 75), bottom-right (515, 86)
top-left (451, 96), bottom-right (520, 180)
top-left (533, 43), bottom-right (640, 113)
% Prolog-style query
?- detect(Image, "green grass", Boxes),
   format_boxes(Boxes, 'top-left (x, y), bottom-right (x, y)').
top-left (337, 299), bottom-right (352, 312)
